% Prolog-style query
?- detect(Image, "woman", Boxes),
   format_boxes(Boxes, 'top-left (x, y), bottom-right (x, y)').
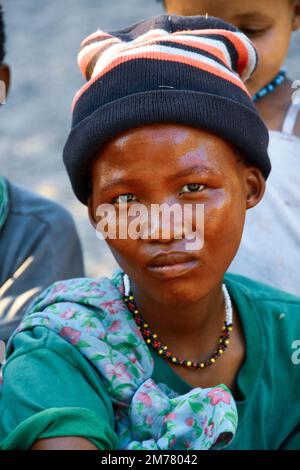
top-left (0, 14), bottom-right (299, 450)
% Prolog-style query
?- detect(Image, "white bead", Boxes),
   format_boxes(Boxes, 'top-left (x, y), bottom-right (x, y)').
top-left (123, 273), bottom-right (131, 297)
top-left (222, 283), bottom-right (233, 325)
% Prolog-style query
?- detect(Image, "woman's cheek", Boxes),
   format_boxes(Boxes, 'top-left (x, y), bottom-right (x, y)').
top-left (251, 28), bottom-right (290, 83)
top-left (108, 237), bottom-right (135, 279)
top-left (203, 191), bottom-right (243, 248)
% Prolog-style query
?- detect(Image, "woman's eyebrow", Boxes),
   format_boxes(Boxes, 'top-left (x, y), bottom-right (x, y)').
top-left (99, 164), bottom-right (219, 192)
top-left (169, 164), bottom-right (219, 180)
top-left (100, 176), bottom-right (142, 192)
top-left (233, 12), bottom-right (271, 21)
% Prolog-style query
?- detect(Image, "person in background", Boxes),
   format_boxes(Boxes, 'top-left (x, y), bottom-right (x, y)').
top-left (159, 0), bottom-right (300, 296)
top-left (0, 5), bottom-right (85, 342)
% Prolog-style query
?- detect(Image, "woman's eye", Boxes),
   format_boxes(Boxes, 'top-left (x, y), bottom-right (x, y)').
top-left (113, 193), bottom-right (137, 204)
top-left (241, 28), bottom-right (267, 37)
top-left (180, 183), bottom-right (206, 194)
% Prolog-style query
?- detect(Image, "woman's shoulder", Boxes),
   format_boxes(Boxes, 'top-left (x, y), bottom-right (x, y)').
top-left (225, 274), bottom-right (300, 391)
top-left (6, 270), bottom-right (127, 350)
top-left (23, 269), bottom-right (124, 314)
top-left (224, 273), bottom-right (300, 369)
top-left (225, 272), bottom-right (299, 299)
top-left (224, 273), bottom-right (300, 318)
top-left (29, 275), bottom-right (114, 305)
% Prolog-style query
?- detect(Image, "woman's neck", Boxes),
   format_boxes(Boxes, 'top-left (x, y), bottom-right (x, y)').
top-left (130, 279), bottom-right (226, 362)
top-left (255, 78), bottom-right (294, 131)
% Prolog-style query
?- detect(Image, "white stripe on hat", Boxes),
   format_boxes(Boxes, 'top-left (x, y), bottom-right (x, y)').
top-left (91, 43), bottom-right (243, 89)
top-left (235, 32), bottom-right (258, 81)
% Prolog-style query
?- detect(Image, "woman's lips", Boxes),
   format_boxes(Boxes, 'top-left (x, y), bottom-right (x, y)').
top-left (147, 252), bottom-right (199, 279)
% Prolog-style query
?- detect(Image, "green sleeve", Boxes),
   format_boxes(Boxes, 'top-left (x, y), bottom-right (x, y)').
top-left (0, 326), bottom-right (118, 450)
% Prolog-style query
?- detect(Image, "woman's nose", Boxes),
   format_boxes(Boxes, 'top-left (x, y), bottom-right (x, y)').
top-left (139, 201), bottom-right (185, 243)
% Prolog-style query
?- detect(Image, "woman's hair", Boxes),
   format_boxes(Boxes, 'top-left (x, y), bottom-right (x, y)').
top-left (87, 167), bottom-right (93, 200)
top-left (234, 147), bottom-right (252, 169)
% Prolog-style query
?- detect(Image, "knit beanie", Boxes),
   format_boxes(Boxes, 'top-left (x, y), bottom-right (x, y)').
top-left (63, 14), bottom-right (271, 204)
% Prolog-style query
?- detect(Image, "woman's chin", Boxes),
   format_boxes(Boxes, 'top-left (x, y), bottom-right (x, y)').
top-left (148, 277), bottom-right (212, 306)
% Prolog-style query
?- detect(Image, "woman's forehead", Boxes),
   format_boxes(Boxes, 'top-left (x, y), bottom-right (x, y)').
top-left (168, 0), bottom-right (286, 19)
top-left (111, 124), bottom-right (194, 148)
top-left (91, 123), bottom-right (237, 180)
top-left (97, 123), bottom-right (231, 152)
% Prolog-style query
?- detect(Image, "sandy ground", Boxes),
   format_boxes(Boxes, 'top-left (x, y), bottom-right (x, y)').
top-left (1, 0), bottom-right (300, 278)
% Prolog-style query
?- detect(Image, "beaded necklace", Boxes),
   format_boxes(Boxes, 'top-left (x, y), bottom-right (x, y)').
top-left (252, 69), bottom-right (286, 102)
top-left (122, 272), bottom-right (233, 369)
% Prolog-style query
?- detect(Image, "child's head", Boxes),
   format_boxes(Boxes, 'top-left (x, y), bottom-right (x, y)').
top-left (0, 5), bottom-right (10, 102)
top-left (162, 0), bottom-right (300, 94)
top-left (63, 14), bottom-right (270, 304)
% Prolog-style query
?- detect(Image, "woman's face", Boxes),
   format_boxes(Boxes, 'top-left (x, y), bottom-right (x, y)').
top-left (89, 123), bottom-right (264, 305)
top-left (165, 0), bottom-right (300, 95)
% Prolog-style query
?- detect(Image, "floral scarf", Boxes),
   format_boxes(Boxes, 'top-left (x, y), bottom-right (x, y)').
top-left (4, 268), bottom-right (238, 450)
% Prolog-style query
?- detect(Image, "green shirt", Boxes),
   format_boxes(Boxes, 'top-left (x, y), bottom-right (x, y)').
top-left (0, 273), bottom-right (299, 450)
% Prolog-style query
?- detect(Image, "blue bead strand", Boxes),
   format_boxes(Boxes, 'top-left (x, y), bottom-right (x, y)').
top-left (252, 69), bottom-right (287, 102)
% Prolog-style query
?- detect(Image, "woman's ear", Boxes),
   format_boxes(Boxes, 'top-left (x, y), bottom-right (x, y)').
top-left (291, 0), bottom-right (300, 31)
top-left (244, 167), bottom-right (266, 210)
top-left (87, 195), bottom-right (97, 228)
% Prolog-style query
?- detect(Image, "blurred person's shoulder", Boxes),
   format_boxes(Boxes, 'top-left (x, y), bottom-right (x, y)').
top-left (294, 110), bottom-right (300, 137)
top-left (5, 177), bottom-right (76, 227)
top-left (284, 88), bottom-right (300, 137)
top-left (0, 176), bottom-right (84, 283)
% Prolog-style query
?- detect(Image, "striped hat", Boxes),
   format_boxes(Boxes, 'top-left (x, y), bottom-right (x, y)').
top-left (63, 14), bottom-right (270, 204)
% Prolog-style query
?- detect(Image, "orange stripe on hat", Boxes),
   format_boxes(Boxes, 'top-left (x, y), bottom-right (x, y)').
top-left (80, 30), bottom-right (114, 49)
top-left (79, 37), bottom-right (121, 79)
top-left (72, 49), bottom-right (250, 111)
